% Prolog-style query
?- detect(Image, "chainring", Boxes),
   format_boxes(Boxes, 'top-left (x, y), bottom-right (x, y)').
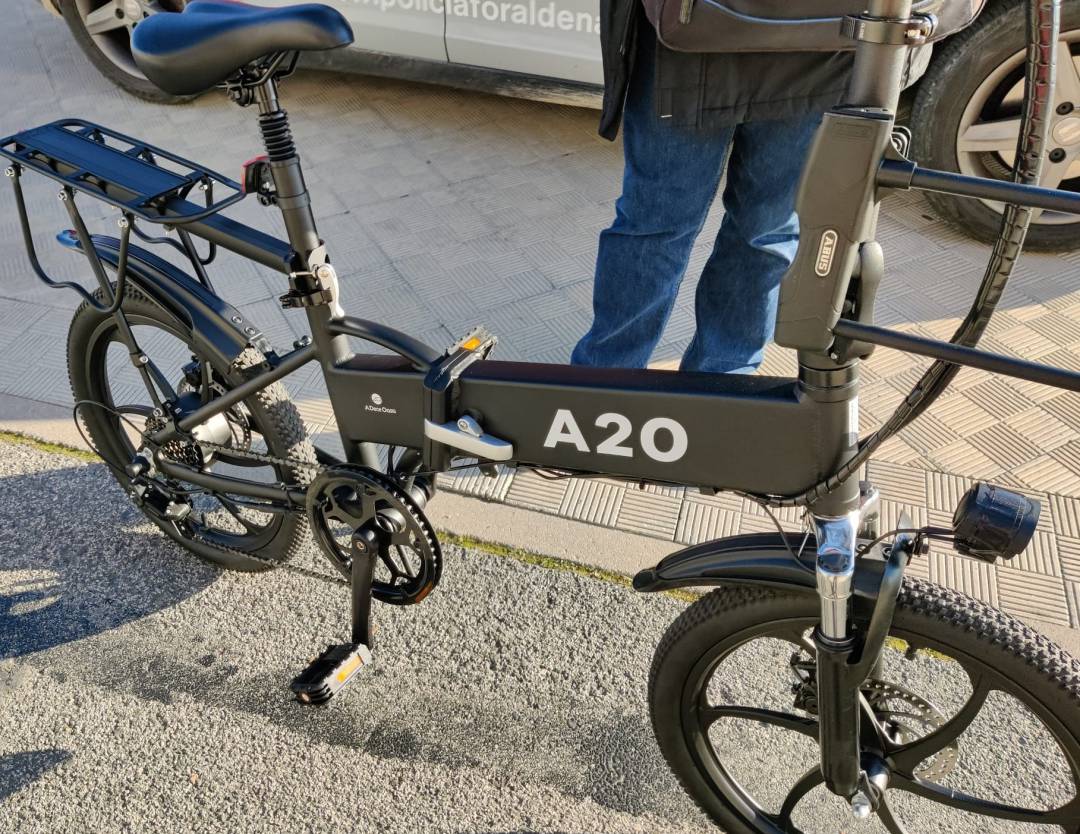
top-left (863, 679), bottom-right (959, 781)
top-left (307, 464), bottom-right (442, 605)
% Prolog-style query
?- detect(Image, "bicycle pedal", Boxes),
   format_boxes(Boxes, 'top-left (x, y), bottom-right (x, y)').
top-left (290, 643), bottom-right (372, 705)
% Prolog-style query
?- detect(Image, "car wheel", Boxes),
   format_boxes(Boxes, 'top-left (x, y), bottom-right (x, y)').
top-left (911, 0), bottom-right (1080, 251)
top-left (60, 0), bottom-right (195, 103)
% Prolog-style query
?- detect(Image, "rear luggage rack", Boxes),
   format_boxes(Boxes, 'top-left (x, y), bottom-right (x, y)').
top-left (1, 118), bottom-right (253, 313)
top-left (0, 118), bottom-right (245, 224)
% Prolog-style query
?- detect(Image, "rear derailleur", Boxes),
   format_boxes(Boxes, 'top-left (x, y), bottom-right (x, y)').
top-left (292, 465), bottom-right (441, 704)
top-left (124, 372), bottom-right (255, 525)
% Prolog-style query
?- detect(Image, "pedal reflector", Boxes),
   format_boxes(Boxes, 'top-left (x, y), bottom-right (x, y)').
top-left (290, 643), bottom-right (372, 705)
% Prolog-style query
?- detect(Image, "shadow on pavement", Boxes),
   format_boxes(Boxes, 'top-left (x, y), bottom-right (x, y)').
top-left (0, 749), bottom-right (72, 802)
top-left (0, 461), bottom-right (217, 659)
top-left (0, 455), bottom-right (698, 822)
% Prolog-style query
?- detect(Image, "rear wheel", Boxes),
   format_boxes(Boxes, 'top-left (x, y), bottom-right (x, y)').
top-left (67, 284), bottom-right (316, 570)
top-left (60, 0), bottom-right (193, 103)
top-left (649, 579), bottom-right (1080, 833)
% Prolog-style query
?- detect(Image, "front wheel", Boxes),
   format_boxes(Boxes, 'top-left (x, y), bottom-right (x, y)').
top-left (649, 579), bottom-right (1080, 833)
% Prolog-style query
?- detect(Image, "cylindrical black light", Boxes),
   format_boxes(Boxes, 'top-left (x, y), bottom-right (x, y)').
top-left (952, 483), bottom-right (1041, 563)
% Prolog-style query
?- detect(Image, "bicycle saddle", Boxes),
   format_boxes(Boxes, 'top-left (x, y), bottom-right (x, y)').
top-left (130, 1), bottom-right (353, 96)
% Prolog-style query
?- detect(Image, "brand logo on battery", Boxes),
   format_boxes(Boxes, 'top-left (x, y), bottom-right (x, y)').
top-left (815, 230), bottom-right (838, 277)
top-left (365, 392), bottom-right (397, 415)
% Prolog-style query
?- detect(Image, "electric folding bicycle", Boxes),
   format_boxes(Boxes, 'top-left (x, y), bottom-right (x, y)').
top-left (4, 0), bottom-right (1080, 829)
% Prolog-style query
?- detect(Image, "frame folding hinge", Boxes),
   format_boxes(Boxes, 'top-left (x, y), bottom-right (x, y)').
top-left (841, 12), bottom-right (936, 46)
top-left (420, 327), bottom-right (502, 470)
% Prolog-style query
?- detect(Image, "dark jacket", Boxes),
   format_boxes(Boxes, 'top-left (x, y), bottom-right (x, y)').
top-left (598, 0), bottom-right (924, 140)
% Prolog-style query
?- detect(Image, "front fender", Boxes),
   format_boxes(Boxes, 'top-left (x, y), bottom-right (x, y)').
top-left (58, 231), bottom-right (269, 369)
top-left (633, 533), bottom-right (887, 600)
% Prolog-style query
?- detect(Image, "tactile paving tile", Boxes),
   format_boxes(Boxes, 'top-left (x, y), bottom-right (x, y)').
top-left (1060, 537), bottom-right (1080, 583)
top-left (675, 498), bottom-right (742, 545)
top-left (927, 550), bottom-right (999, 608)
top-left (503, 468), bottom-right (568, 514)
top-left (616, 488), bottom-right (683, 539)
top-left (997, 565), bottom-right (1072, 627)
top-left (437, 463), bottom-right (516, 502)
top-left (558, 478), bottom-right (625, 527)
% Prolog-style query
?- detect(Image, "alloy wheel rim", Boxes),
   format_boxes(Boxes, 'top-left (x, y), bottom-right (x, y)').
top-left (680, 614), bottom-right (1080, 833)
top-left (955, 32), bottom-right (1080, 227)
top-left (74, 0), bottom-right (181, 80)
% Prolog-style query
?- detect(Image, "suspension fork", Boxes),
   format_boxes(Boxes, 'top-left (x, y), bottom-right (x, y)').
top-left (813, 517), bottom-right (911, 806)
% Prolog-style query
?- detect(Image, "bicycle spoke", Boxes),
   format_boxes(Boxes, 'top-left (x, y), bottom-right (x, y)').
top-left (889, 677), bottom-right (991, 773)
top-left (891, 774), bottom-right (1080, 824)
top-left (377, 546), bottom-right (406, 580)
top-left (394, 545), bottom-right (417, 579)
top-left (83, 1), bottom-right (128, 35)
top-left (217, 495), bottom-right (264, 534)
top-left (772, 766), bottom-right (824, 829)
top-left (877, 798), bottom-right (909, 834)
top-left (699, 704), bottom-right (818, 738)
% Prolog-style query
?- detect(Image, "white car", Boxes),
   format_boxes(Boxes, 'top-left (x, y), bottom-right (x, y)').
top-left (46, 0), bottom-right (1080, 249)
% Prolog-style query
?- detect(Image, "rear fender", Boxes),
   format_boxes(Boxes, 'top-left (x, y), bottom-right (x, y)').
top-left (58, 230), bottom-right (270, 369)
top-left (632, 533), bottom-right (887, 600)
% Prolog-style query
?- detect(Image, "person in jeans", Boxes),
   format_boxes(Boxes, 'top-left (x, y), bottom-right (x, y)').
top-left (573, 14), bottom-right (924, 374)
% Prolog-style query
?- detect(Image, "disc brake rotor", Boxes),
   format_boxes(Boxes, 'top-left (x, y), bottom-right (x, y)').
top-left (307, 465), bottom-right (442, 605)
top-left (863, 679), bottom-right (959, 781)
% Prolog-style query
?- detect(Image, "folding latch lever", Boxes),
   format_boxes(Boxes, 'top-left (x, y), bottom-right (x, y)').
top-left (423, 414), bottom-right (513, 462)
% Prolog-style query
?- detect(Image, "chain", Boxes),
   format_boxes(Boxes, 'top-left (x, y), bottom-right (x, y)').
top-left (195, 437), bottom-right (327, 480)
top-left (156, 436), bottom-right (349, 585)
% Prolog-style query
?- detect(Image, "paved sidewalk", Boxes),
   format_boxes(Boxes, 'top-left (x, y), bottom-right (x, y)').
top-left (2, 1), bottom-right (1080, 628)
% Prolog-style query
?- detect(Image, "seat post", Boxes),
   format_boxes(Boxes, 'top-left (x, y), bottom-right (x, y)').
top-left (252, 76), bottom-right (356, 375)
top-left (253, 78), bottom-right (321, 260)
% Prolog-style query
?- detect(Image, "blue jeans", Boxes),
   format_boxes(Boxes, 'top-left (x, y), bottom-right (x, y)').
top-left (571, 39), bottom-right (822, 374)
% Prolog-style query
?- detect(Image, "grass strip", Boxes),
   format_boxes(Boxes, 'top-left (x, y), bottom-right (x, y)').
top-left (0, 430), bottom-right (97, 462)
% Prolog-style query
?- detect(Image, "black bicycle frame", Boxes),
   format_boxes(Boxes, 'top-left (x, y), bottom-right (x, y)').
top-left (7, 0), bottom-right (1072, 808)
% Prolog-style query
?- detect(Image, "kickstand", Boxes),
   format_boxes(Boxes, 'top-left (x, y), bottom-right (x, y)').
top-left (289, 527), bottom-right (378, 705)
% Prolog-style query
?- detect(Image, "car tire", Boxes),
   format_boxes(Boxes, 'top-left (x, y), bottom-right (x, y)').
top-left (60, 0), bottom-right (196, 104)
top-left (911, 0), bottom-right (1080, 252)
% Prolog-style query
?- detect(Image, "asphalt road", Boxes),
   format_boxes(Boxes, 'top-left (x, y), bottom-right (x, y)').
top-left (0, 441), bottom-right (714, 834)
top-left (1, 440), bottom-right (1076, 834)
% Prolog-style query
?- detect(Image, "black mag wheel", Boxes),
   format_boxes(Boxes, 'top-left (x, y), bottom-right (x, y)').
top-left (61, 0), bottom-right (194, 103)
top-left (649, 578), bottom-right (1080, 834)
top-left (68, 284), bottom-right (317, 571)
